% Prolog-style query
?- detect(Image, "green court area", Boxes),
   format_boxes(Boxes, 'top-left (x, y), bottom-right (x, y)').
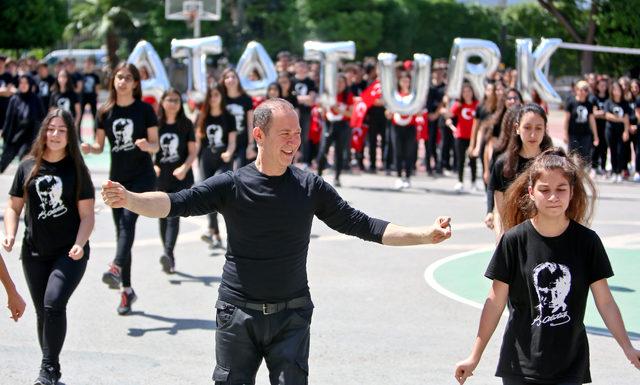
top-left (431, 248), bottom-right (640, 339)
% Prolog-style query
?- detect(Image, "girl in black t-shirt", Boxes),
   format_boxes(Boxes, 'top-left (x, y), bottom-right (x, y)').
top-left (487, 104), bottom-right (553, 237)
top-left (563, 80), bottom-right (599, 162)
top-left (196, 84), bottom-right (236, 249)
top-left (4, 108), bottom-right (94, 385)
top-left (220, 68), bottom-right (254, 169)
top-left (277, 72), bottom-right (299, 111)
top-left (155, 89), bottom-right (196, 274)
top-left (81, 62), bottom-right (159, 315)
top-left (604, 82), bottom-right (630, 183)
top-left (455, 149), bottom-right (640, 385)
top-left (49, 69), bottom-right (81, 133)
top-left (590, 78), bottom-right (609, 174)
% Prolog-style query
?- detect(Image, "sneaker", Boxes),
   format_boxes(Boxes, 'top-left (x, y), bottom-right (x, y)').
top-left (633, 172), bottom-right (640, 183)
top-left (402, 179), bottom-right (411, 189)
top-left (200, 233), bottom-right (214, 245)
top-left (209, 239), bottom-right (225, 250)
top-left (117, 289), bottom-right (137, 315)
top-left (159, 255), bottom-right (175, 274)
top-left (34, 365), bottom-right (60, 385)
top-left (616, 174), bottom-right (624, 184)
top-left (334, 178), bottom-right (341, 187)
top-left (102, 263), bottom-right (121, 289)
top-left (394, 178), bottom-right (404, 190)
top-left (471, 180), bottom-right (484, 192)
top-left (453, 182), bottom-right (464, 193)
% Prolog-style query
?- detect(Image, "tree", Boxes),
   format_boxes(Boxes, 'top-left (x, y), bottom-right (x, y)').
top-left (0, 0), bottom-right (67, 51)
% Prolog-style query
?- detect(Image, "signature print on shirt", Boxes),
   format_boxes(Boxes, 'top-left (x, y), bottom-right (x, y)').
top-left (206, 124), bottom-right (224, 149)
top-left (159, 133), bottom-right (180, 163)
top-left (111, 118), bottom-right (135, 152)
top-left (35, 175), bottom-right (68, 220)
top-left (532, 262), bottom-right (572, 327)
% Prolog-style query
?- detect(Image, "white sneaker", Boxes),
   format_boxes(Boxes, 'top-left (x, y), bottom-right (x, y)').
top-left (454, 182), bottom-right (464, 193)
top-left (616, 174), bottom-right (623, 184)
top-left (610, 173), bottom-right (619, 183)
top-left (472, 180), bottom-right (484, 192)
top-left (394, 178), bottom-right (404, 190)
top-left (633, 173), bottom-right (640, 183)
top-left (402, 179), bottom-right (411, 189)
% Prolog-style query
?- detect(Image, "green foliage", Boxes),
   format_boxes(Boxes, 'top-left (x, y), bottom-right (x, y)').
top-left (594, 1), bottom-right (640, 76)
top-left (0, 0), bottom-right (67, 50)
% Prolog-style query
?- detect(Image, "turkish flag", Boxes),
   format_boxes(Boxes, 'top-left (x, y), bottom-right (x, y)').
top-left (351, 124), bottom-right (369, 152)
top-left (309, 105), bottom-right (322, 144)
top-left (349, 80), bottom-right (381, 129)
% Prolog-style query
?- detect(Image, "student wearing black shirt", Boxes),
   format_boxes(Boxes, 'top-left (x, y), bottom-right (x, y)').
top-left (34, 62), bottom-right (56, 112)
top-left (604, 82), bottom-right (630, 184)
top-left (49, 69), bottom-right (81, 133)
top-left (0, 56), bottom-right (18, 131)
top-left (220, 68), bottom-right (255, 169)
top-left (155, 89), bottom-right (196, 274)
top-left (4, 108), bottom-right (94, 385)
top-left (1, 75), bottom-right (45, 173)
top-left (102, 98), bottom-right (452, 384)
top-left (81, 56), bottom-right (100, 123)
top-left (455, 149), bottom-right (640, 385)
top-left (589, 78), bottom-right (609, 174)
top-left (292, 60), bottom-right (318, 166)
top-left (563, 81), bottom-right (599, 163)
top-left (426, 62), bottom-right (446, 174)
top-left (80, 63), bottom-right (159, 315)
top-left (196, 84), bottom-right (237, 249)
top-left (487, 104), bottom-right (552, 237)
top-left (277, 72), bottom-right (299, 111)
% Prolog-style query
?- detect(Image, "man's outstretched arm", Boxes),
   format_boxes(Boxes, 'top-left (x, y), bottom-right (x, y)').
top-left (102, 180), bottom-right (171, 218)
top-left (382, 216), bottom-right (452, 246)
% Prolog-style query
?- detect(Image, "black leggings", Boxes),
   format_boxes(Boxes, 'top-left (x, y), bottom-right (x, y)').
top-left (200, 152), bottom-right (231, 234)
top-left (22, 253), bottom-right (87, 369)
top-left (112, 208), bottom-right (138, 288)
top-left (159, 217), bottom-right (180, 258)
top-left (502, 377), bottom-right (579, 385)
top-left (317, 120), bottom-right (350, 180)
top-left (606, 126), bottom-right (625, 174)
top-left (591, 123), bottom-right (607, 170)
top-left (392, 124), bottom-right (417, 178)
top-left (455, 138), bottom-right (477, 183)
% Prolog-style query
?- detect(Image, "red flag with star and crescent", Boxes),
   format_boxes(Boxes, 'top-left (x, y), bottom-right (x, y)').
top-left (350, 80), bottom-right (381, 151)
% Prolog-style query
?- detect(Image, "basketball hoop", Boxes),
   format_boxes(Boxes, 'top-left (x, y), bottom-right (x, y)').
top-left (184, 9), bottom-right (198, 27)
top-left (166, 0), bottom-right (222, 38)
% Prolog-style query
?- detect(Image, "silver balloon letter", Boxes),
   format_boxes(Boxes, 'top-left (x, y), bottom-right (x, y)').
top-left (516, 38), bottom-right (562, 104)
top-left (171, 35), bottom-right (223, 99)
top-left (303, 41), bottom-right (356, 108)
top-left (377, 53), bottom-right (431, 115)
top-left (236, 41), bottom-right (278, 97)
top-left (446, 38), bottom-right (501, 101)
top-left (127, 40), bottom-right (171, 101)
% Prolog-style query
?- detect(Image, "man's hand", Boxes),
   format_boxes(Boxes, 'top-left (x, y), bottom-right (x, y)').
top-left (428, 216), bottom-right (452, 244)
top-left (101, 180), bottom-right (129, 208)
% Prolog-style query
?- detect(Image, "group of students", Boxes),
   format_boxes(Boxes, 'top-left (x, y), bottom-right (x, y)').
top-left (0, 55), bottom-right (101, 173)
top-left (1, 56), bottom-right (639, 385)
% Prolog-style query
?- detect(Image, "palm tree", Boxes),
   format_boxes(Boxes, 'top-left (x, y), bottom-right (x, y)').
top-left (64, 0), bottom-right (145, 70)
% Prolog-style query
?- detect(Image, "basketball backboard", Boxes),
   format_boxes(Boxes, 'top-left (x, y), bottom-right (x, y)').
top-left (165, 0), bottom-right (221, 21)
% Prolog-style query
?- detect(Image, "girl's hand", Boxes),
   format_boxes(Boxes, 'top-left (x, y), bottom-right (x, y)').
top-left (624, 347), bottom-right (640, 370)
top-left (221, 151), bottom-right (233, 163)
top-left (154, 165), bottom-right (161, 177)
top-left (454, 357), bottom-right (479, 384)
top-left (172, 166), bottom-right (187, 181)
top-left (81, 142), bottom-right (91, 155)
top-left (7, 290), bottom-right (26, 322)
top-left (623, 131), bottom-right (630, 142)
top-left (68, 244), bottom-right (84, 260)
top-left (135, 138), bottom-right (151, 152)
top-left (2, 236), bottom-right (14, 252)
top-left (484, 212), bottom-right (494, 230)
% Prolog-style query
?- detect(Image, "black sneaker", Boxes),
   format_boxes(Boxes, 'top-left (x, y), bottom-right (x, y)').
top-left (159, 255), bottom-right (175, 274)
top-left (34, 365), bottom-right (60, 385)
top-left (102, 263), bottom-right (121, 289)
top-left (117, 289), bottom-right (137, 315)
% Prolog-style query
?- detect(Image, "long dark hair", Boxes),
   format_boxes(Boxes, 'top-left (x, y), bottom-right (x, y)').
top-left (502, 103), bottom-right (553, 179)
top-left (98, 62), bottom-right (142, 121)
top-left (493, 105), bottom-right (521, 155)
top-left (158, 88), bottom-right (191, 133)
top-left (220, 67), bottom-right (247, 98)
top-left (24, 108), bottom-right (92, 202)
top-left (502, 147), bottom-right (596, 231)
top-left (197, 83), bottom-right (227, 139)
top-left (52, 69), bottom-right (71, 94)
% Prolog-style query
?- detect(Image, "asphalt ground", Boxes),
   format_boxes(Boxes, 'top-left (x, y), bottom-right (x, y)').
top-left (0, 109), bottom-right (639, 384)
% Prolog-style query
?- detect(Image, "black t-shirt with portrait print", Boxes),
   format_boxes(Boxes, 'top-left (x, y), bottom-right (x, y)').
top-left (49, 89), bottom-right (79, 119)
top-left (82, 72), bottom-right (100, 102)
top-left (200, 113), bottom-right (237, 156)
top-left (97, 99), bottom-right (158, 184)
top-left (225, 94), bottom-right (253, 148)
top-left (292, 77), bottom-right (317, 114)
top-left (604, 99), bottom-right (629, 133)
top-left (564, 97), bottom-right (593, 136)
top-left (34, 74), bottom-right (56, 111)
top-left (485, 219), bottom-right (613, 384)
top-left (155, 120), bottom-right (196, 193)
top-left (589, 94), bottom-right (608, 132)
top-left (9, 156), bottom-right (95, 259)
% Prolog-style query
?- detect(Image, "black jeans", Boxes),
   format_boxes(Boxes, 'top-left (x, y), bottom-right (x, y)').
top-left (213, 299), bottom-right (313, 385)
top-left (502, 377), bottom-right (579, 385)
top-left (392, 124), bottom-right (417, 178)
top-left (317, 120), bottom-right (349, 180)
top-left (22, 251), bottom-right (87, 370)
top-left (606, 126), bottom-right (625, 174)
top-left (455, 138), bottom-right (477, 183)
top-left (159, 217), bottom-right (180, 259)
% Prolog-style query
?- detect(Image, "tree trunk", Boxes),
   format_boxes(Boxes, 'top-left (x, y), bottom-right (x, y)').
top-left (106, 30), bottom-right (119, 70)
top-left (581, 51), bottom-right (594, 74)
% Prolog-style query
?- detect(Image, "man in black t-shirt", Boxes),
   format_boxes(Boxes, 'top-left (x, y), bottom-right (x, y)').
top-left (101, 98), bottom-right (452, 384)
